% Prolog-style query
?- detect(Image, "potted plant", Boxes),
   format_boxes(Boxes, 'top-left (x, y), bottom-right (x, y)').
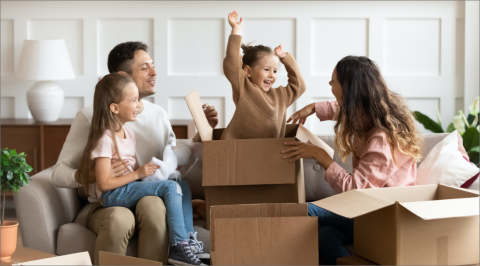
top-left (1, 148), bottom-right (32, 261)
top-left (415, 97), bottom-right (479, 166)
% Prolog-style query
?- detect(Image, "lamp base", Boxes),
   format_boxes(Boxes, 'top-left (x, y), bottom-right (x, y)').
top-left (27, 81), bottom-right (64, 122)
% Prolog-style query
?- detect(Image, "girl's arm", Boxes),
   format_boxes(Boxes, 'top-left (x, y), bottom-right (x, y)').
top-left (223, 11), bottom-right (244, 104)
top-left (274, 45), bottom-right (306, 106)
top-left (96, 158), bottom-right (158, 192)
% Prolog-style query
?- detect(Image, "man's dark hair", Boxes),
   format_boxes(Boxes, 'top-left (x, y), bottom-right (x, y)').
top-left (107, 41), bottom-right (149, 74)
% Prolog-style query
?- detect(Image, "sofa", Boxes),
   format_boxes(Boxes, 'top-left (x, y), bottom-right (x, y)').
top-left (14, 133), bottom-right (460, 261)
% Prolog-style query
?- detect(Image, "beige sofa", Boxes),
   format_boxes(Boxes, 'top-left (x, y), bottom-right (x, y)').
top-left (13, 133), bottom-right (455, 261)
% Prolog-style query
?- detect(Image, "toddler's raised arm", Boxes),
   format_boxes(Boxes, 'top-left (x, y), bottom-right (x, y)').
top-left (223, 11), bottom-right (244, 104)
top-left (275, 45), bottom-right (306, 106)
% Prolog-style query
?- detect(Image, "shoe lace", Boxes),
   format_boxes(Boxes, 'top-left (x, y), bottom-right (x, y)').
top-left (189, 232), bottom-right (204, 253)
top-left (183, 245), bottom-right (201, 263)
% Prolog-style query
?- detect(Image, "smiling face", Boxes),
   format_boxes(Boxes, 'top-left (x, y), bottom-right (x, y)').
top-left (112, 82), bottom-right (141, 124)
top-left (329, 67), bottom-right (343, 105)
top-left (244, 54), bottom-right (279, 92)
top-left (129, 50), bottom-right (156, 99)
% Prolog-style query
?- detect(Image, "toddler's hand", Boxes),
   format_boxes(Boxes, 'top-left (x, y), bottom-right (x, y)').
top-left (228, 11), bottom-right (243, 30)
top-left (138, 161), bottom-right (160, 179)
top-left (274, 45), bottom-right (287, 59)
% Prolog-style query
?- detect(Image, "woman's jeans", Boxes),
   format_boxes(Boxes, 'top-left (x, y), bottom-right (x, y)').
top-left (308, 203), bottom-right (354, 265)
top-left (101, 179), bottom-right (194, 246)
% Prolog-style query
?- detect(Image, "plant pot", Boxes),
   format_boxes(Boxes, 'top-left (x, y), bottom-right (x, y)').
top-left (1, 221), bottom-right (18, 261)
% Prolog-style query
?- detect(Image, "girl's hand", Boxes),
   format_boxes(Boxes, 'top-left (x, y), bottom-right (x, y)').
top-left (228, 11), bottom-right (243, 34)
top-left (137, 161), bottom-right (160, 179)
top-left (274, 45), bottom-right (287, 59)
top-left (287, 103), bottom-right (316, 125)
top-left (281, 140), bottom-right (334, 169)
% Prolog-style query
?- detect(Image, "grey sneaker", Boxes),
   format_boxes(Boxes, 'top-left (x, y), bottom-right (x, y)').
top-left (168, 243), bottom-right (206, 266)
top-left (188, 232), bottom-right (210, 259)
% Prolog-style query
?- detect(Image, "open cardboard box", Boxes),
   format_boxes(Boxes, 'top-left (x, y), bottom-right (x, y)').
top-left (13, 251), bottom-right (163, 265)
top-left (312, 184), bottom-right (480, 265)
top-left (209, 203), bottom-right (318, 265)
top-left (185, 90), bottom-right (333, 229)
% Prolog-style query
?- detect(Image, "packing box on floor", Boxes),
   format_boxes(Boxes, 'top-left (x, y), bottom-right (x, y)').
top-left (13, 251), bottom-right (163, 265)
top-left (185, 90), bottom-right (333, 229)
top-left (209, 203), bottom-right (318, 265)
top-left (312, 184), bottom-right (480, 265)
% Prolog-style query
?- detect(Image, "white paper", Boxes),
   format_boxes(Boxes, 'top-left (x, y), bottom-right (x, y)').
top-left (13, 251), bottom-right (92, 265)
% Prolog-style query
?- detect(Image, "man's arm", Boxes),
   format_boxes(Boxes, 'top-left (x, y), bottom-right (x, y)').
top-left (51, 110), bottom-right (91, 188)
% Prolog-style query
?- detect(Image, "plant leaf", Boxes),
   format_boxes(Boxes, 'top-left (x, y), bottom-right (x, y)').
top-left (414, 111), bottom-right (444, 133)
top-left (7, 171), bottom-right (13, 180)
top-left (463, 127), bottom-right (480, 152)
top-left (446, 123), bottom-right (455, 133)
top-left (24, 172), bottom-right (31, 181)
top-left (9, 149), bottom-right (17, 157)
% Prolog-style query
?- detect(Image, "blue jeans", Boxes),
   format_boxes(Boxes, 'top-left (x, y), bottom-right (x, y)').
top-left (308, 203), bottom-right (354, 265)
top-left (101, 180), bottom-right (194, 245)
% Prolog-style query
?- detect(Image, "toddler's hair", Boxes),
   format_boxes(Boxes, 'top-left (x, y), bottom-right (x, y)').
top-left (241, 42), bottom-right (275, 69)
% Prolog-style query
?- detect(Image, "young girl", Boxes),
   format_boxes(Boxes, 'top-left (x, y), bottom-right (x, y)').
top-left (282, 56), bottom-right (424, 265)
top-left (221, 11), bottom-right (306, 140)
top-left (76, 74), bottom-right (205, 266)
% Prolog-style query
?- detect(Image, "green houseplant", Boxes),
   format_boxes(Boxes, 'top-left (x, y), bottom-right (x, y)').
top-left (414, 97), bottom-right (479, 166)
top-left (1, 147), bottom-right (32, 261)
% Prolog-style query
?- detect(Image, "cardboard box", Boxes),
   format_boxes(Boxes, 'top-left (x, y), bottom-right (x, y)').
top-left (209, 203), bottom-right (318, 265)
top-left (311, 184), bottom-right (480, 265)
top-left (185, 90), bottom-right (333, 228)
top-left (13, 251), bottom-right (162, 265)
top-left (337, 255), bottom-right (378, 265)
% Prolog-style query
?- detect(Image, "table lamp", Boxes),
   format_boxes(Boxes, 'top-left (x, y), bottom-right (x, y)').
top-left (15, 39), bottom-right (75, 122)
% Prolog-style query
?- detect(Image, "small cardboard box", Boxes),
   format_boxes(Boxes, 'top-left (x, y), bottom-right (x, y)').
top-left (13, 251), bottom-right (162, 265)
top-left (209, 203), bottom-right (318, 265)
top-left (185, 90), bottom-right (333, 229)
top-left (311, 184), bottom-right (480, 265)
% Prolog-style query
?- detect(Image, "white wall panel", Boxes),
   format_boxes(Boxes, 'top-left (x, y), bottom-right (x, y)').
top-left (168, 19), bottom-right (224, 76)
top-left (311, 19), bottom-right (368, 76)
top-left (59, 97), bottom-right (84, 119)
top-left (1, 19), bottom-right (14, 76)
top-left (168, 96), bottom-right (225, 128)
top-left (405, 98), bottom-right (440, 133)
top-left (1, 97), bottom-right (15, 118)
top-left (28, 19), bottom-right (84, 76)
top-left (384, 19), bottom-right (441, 76)
top-left (242, 19), bottom-right (296, 76)
top-left (97, 19), bottom-right (153, 76)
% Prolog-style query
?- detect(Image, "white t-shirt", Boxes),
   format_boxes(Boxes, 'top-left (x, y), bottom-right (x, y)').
top-left (52, 100), bottom-right (180, 202)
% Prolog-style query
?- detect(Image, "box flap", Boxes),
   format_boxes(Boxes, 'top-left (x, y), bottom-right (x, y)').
top-left (213, 217), bottom-right (318, 265)
top-left (310, 190), bottom-right (395, 219)
top-left (99, 251), bottom-right (163, 265)
top-left (13, 251), bottom-right (92, 265)
top-left (184, 90), bottom-right (213, 141)
top-left (295, 124), bottom-right (334, 158)
top-left (399, 197), bottom-right (479, 220)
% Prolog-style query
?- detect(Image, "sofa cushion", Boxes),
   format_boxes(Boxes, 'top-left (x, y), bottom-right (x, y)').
top-left (57, 222), bottom-right (96, 258)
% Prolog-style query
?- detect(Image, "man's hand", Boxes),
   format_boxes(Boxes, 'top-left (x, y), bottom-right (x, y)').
top-left (110, 160), bottom-right (129, 178)
top-left (203, 103), bottom-right (219, 128)
top-left (228, 11), bottom-right (243, 35)
top-left (274, 45), bottom-right (287, 59)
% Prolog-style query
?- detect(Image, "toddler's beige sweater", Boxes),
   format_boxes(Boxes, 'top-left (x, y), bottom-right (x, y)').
top-left (221, 35), bottom-right (306, 140)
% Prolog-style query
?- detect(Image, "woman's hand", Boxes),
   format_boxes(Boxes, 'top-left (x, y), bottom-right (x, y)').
top-left (110, 160), bottom-right (129, 178)
top-left (137, 161), bottom-right (160, 179)
top-left (228, 11), bottom-right (243, 35)
top-left (274, 45), bottom-right (287, 59)
top-left (281, 140), bottom-right (334, 169)
top-left (287, 103), bottom-right (316, 125)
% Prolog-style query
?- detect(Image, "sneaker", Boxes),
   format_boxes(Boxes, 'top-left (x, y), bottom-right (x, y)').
top-left (168, 243), bottom-right (206, 265)
top-left (189, 232), bottom-right (210, 259)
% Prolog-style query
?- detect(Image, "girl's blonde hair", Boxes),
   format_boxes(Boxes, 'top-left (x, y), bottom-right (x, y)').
top-left (75, 73), bottom-right (134, 195)
top-left (333, 56), bottom-right (424, 164)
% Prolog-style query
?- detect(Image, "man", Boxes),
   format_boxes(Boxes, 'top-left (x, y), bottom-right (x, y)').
top-left (52, 41), bottom-right (218, 265)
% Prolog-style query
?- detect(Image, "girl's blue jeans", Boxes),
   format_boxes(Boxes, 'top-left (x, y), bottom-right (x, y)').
top-left (308, 203), bottom-right (354, 265)
top-left (101, 179), bottom-right (194, 246)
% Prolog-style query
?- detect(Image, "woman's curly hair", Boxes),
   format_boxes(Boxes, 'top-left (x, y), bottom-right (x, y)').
top-left (334, 56), bottom-right (424, 164)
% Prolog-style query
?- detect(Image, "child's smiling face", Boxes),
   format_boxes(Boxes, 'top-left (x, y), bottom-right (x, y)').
top-left (244, 54), bottom-right (279, 92)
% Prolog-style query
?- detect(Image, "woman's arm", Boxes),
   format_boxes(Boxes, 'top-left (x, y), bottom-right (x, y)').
top-left (96, 158), bottom-right (158, 192)
top-left (223, 11), bottom-right (244, 104)
top-left (315, 100), bottom-right (339, 121)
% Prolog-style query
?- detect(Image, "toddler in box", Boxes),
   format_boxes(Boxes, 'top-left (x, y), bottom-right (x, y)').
top-left (221, 11), bottom-right (306, 140)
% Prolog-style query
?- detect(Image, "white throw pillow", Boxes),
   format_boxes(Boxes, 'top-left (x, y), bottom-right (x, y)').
top-left (416, 130), bottom-right (480, 187)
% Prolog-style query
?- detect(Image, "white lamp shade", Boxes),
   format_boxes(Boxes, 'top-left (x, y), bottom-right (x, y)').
top-left (15, 39), bottom-right (75, 81)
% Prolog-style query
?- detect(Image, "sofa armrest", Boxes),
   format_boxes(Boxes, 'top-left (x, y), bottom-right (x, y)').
top-left (13, 167), bottom-right (82, 254)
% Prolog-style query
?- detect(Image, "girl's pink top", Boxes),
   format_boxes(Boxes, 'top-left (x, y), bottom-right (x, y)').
top-left (314, 101), bottom-right (417, 193)
top-left (91, 124), bottom-right (136, 174)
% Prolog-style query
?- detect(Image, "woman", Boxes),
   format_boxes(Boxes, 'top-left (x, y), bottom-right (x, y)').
top-left (281, 56), bottom-right (424, 265)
